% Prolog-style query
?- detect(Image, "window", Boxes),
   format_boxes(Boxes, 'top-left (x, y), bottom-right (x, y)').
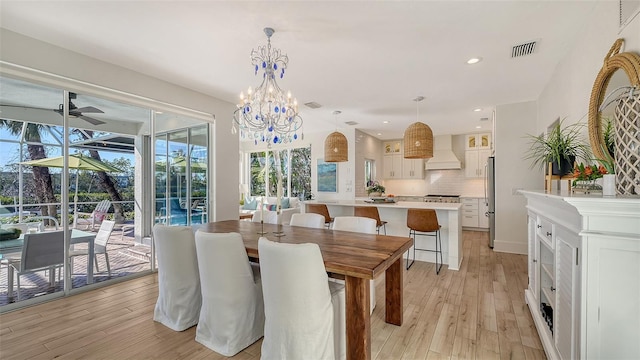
top-left (365, 158), bottom-right (375, 186)
top-left (248, 146), bottom-right (310, 199)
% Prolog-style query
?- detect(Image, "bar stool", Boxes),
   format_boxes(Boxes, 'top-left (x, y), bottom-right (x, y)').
top-left (354, 206), bottom-right (388, 235)
top-left (406, 208), bottom-right (442, 274)
top-left (305, 203), bottom-right (334, 228)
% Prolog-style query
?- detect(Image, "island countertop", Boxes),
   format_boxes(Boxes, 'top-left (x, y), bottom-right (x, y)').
top-left (303, 199), bottom-right (461, 210)
top-left (302, 199), bottom-right (463, 271)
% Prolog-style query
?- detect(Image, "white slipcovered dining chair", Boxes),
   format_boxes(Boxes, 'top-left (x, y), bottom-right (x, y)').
top-left (69, 220), bottom-right (116, 277)
top-left (289, 213), bottom-right (326, 229)
top-left (152, 224), bottom-right (201, 331)
top-left (258, 237), bottom-right (345, 360)
top-left (251, 210), bottom-right (279, 224)
top-left (193, 231), bottom-right (265, 356)
top-left (332, 216), bottom-right (378, 314)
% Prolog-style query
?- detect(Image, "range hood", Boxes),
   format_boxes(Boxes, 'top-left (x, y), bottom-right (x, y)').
top-left (425, 135), bottom-right (462, 170)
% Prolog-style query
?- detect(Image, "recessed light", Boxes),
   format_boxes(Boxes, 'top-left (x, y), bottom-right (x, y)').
top-left (473, 108), bottom-right (482, 112)
top-left (383, 121), bottom-right (389, 124)
top-left (377, 133), bottom-right (382, 136)
top-left (467, 57), bottom-right (482, 64)
top-left (475, 126), bottom-right (482, 129)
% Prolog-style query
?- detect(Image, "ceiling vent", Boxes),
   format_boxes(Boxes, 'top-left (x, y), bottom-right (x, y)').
top-left (304, 101), bottom-right (322, 109)
top-left (480, 117), bottom-right (489, 121)
top-left (344, 121), bottom-right (358, 126)
top-left (511, 41), bottom-right (537, 58)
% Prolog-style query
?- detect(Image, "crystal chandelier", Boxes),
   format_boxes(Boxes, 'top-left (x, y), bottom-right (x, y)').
top-left (233, 27), bottom-right (303, 145)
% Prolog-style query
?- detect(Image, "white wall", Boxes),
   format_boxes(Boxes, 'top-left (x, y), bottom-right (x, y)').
top-left (538, 2), bottom-right (640, 133)
top-left (495, 2), bottom-right (640, 255)
top-left (0, 28), bottom-right (240, 223)
top-left (494, 101), bottom-right (538, 254)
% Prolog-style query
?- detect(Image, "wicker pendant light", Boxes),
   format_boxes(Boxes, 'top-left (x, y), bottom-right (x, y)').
top-left (404, 96), bottom-right (433, 159)
top-left (324, 110), bottom-right (348, 162)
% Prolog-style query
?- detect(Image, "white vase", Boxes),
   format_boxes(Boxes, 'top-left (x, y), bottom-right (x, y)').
top-left (602, 174), bottom-right (616, 196)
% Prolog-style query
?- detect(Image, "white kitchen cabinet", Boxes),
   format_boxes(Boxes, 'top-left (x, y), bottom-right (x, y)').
top-left (383, 140), bottom-right (402, 155)
top-left (402, 158), bottom-right (424, 179)
top-left (465, 133), bottom-right (491, 150)
top-left (521, 191), bottom-right (640, 360)
top-left (465, 149), bottom-right (491, 178)
top-left (383, 154), bottom-right (402, 179)
top-left (461, 197), bottom-right (489, 229)
top-left (460, 198), bottom-right (479, 227)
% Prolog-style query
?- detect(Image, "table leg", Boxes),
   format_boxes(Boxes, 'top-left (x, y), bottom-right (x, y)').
top-left (385, 257), bottom-right (404, 325)
top-left (345, 275), bottom-right (371, 360)
top-left (87, 238), bottom-right (94, 284)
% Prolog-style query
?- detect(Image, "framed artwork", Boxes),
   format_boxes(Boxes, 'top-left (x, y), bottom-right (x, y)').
top-left (317, 159), bottom-right (338, 192)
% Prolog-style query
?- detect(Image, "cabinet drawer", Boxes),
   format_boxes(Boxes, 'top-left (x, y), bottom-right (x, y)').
top-left (461, 198), bottom-right (479, 210)
top-left (462, 215), bottom-right (479, 227)
top-left (463, 209), bottom-right (478, 216)
top-left (536, 217), bottom-right (554, 247)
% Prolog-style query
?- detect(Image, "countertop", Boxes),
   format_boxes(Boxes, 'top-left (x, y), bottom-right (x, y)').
top-left (304, 199), bottom-right (461, 210)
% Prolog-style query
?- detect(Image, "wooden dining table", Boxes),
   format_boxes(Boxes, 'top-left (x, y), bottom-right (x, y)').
top-left (195, 220), bottom-right (413, 360)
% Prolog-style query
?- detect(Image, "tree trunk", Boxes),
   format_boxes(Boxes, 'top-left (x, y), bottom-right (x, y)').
top-left (81, 130), bottom-right (124, 222)
top-left (26, 143), bottom-right (57, 226)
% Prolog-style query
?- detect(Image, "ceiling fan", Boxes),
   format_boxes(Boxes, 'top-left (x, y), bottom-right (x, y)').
top-left (1, 92), bottom-right (106, 126)
top-left (54, 92), bottom-right (106, 125)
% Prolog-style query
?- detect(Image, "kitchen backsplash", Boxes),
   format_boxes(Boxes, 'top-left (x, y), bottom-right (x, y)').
top-left (382, 169), bottom-right (485, 197)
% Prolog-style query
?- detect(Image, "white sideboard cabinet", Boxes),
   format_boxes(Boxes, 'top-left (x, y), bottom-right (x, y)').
top-left (521, 191), bottom-right (640, 360)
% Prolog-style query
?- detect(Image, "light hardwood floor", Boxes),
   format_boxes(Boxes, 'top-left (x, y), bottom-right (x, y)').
top-left (0, 231), bottom-right (545, 359)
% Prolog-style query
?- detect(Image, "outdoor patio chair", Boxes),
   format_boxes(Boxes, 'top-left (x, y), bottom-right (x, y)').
top-left (75, 200), bottom-right (111, 230)
top-left (7, 231), bottom-right (65, 300)
top-left (69, 220), bottom-right (116, 278)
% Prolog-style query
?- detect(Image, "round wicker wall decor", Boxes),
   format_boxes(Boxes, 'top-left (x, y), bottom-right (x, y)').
top-left (588, 39), bottom-right (640, 195)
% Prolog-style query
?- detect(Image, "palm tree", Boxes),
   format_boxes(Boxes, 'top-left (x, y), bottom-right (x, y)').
top-left (0, 120), bottom-right (58, 223)
top-left (76, 130), bottom-right (125, 221)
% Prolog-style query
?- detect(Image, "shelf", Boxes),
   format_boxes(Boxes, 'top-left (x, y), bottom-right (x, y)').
top-left (541, 286), bottom-right (556, 310)
top-left (541, 263), bottom-right (554, 281)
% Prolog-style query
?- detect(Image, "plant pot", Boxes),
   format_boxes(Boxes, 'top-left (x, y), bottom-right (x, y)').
top-left (368, 192), bottom-right (382, 197)
top-left (551, 156), bottom-right (575, 176)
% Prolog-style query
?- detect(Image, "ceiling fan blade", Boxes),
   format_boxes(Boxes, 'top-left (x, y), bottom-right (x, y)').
top-left (75, 106), bottom-right (104, 114)
top-left (79, 115), bottom-right (106, 125)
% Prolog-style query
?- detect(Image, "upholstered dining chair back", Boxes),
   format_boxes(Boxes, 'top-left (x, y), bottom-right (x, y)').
top-left (152, 224), bottom-right (201, 331)
top-left (332, 216), bottom-right (378, 314)
top-left (289, 213), bottom-right (326, 229)
top-left (258, 237), bottom-right (346, 360)
top-left (305, 203), bottom-right (333, 225)
top-left (332, 216), bottom-right (377, 235)
top-left (251, 210), bottom-right (279, 224)
top-left (193, 231), bottom-right (265, 356)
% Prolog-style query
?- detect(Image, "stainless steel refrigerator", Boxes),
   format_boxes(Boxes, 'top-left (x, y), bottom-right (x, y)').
top-left (484, 156), bottom-right (496, 248)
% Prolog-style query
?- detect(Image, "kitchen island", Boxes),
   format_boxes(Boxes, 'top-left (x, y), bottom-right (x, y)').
top-left (303, 200), bottom-right (463, 270)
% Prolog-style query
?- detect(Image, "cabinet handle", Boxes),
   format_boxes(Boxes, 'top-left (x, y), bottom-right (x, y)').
top-left (537, 224), bottom-right (542, 228)
top-left (546, 231), bottom-right (552, 237)
top-left (551, 286), bottom-right (556, 292)
top-left (533, 259), bottom-right (537, 263)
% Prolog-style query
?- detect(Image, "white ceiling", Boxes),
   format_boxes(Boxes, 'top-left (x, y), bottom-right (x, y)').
top-left (0, 1), bottom-right (599, 140)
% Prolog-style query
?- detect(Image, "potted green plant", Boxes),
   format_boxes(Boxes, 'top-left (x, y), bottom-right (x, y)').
top-left (524, 119), bottom-right (589, 175)
top-left (366, 181), bottom-right (386, 197)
